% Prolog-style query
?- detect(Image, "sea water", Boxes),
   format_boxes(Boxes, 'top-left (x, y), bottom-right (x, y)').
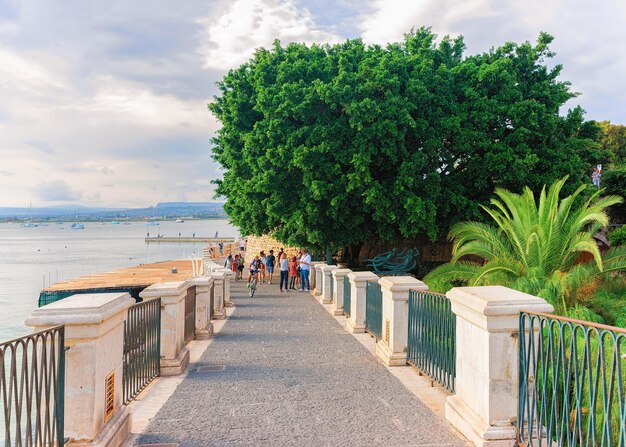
top-left (0, 219), bottom-right (239, 341)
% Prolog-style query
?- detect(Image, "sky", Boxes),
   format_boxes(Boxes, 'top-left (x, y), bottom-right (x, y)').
top-left (0, 0), bottom-right (624, 208)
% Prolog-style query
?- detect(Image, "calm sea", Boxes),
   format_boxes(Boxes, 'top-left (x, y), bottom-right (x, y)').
top-left (0, 219), bottom-right (239, 342)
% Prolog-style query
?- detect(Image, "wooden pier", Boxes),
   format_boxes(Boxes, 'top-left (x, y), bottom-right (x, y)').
top-left (144, 237), bottom-right (236, 243)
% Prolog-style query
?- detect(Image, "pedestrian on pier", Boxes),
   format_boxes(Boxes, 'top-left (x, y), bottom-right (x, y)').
top-left (288, 256), bottom-right (298, 290)
top-left (218, 240), bottom-right (224, 255)
top-left (236, 255), bottom-right (244, 279)
top-left (266, 250), bottom-right (276, 284)
top-left (232, 254), bottom-right (240, 279)
top-left (224, 254), bottom-right (233, 269)
top-left (298, 248), bottom-right (311, 292)
top-left (279, 253), bottom-right (289, 292)
top-left (259, 251), bottom-right (267, 283)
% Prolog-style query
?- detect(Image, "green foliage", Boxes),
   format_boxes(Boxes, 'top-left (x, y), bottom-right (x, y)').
top-left (597, 120), bottom-right (626, 164)
top-left (424, 177), bottom-right (626, 314)
top-left (209, 29), bottom-right (594, 249)
top-left (603, 167), bottom-right (626, 223)
top-left (608, 225), bottom-right (626, 246)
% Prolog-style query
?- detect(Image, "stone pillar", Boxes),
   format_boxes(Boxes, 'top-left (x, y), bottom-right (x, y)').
top-left (330, 269), bottom-right (351, 316)
top-left (310, 261), bottom-right (325, 291)
top-left (376, 276), bottom-right (428, 367)
top-left (26, 292), bottom-right (134, 446)
top-left (211, 272), bottom-right (227, 313)
top-left (140, 281), bottom-right (191, 376)
top-left (222, 269), bottom-right (233, 306)
top-left (188, 277), bottom-right (214, 340)
top-left (319, 265), bottom-right (338, 304)
top-left (212, 268), bottom-right (232, 307)
top-left (313, 262), bottom-right (327, 296)
top-left (445, 286), bottom-right (553, 447)
top-left (346, 271), bottom-right (379, 333)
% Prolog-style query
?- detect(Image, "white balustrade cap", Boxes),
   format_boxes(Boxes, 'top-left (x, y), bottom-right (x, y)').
top-left (26, 292), bottom-right (134, 328)
top-left (331, 268), bottom-right (351, 278)
top-left (347, 271), bottom-right (379, 282)
top-left (379, 276), bottom-right (428, 293)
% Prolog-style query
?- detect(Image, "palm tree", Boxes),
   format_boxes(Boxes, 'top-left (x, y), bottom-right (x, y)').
top-left (424, 177), bottom-right (626, 314)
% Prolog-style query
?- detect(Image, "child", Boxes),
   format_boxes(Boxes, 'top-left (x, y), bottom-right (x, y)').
top-left (232, 255), bottom-right (239, 279)
top-left (289, 256), bottom-right (298, 290)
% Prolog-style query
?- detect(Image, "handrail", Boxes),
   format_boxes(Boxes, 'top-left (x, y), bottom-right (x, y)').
top-left (523, 310), bottom-right (626, 334)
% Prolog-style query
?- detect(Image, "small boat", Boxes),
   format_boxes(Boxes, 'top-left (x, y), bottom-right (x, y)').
top-left (22, 223), bottom-right (39, 228)
top-left (110, 221), bottom-right (120, 224)
top-left (123, 222), bottom-right (131, 225)
top-left (146, 221), bottom-right (160, 226)
top-left (71, 223), bottom-right (85, 230)
top-left (175, 219), bottom-right (185, 223)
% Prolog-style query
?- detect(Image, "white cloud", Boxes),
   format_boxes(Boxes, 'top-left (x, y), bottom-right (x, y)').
top-left (198, 0), bottom-right (342, 70)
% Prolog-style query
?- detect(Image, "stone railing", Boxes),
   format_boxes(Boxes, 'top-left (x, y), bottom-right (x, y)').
top-left (22, 264), bottom-right (234, 446)
top-left (310, 265), bottom-right (555, 447)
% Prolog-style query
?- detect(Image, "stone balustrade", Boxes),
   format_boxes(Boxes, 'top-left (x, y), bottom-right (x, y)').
top-left (330, 268), bottom-right (351, 316)
top-left (311, 262), bottom-right (326, 296)
top-left (376, 276), bottom-right (428, 366)
top-left (346, 271), bottom-right (379, 333)
top-left (26, 292), bottom-right (134, 446)
top-left (188, 276), bottom-right (214, 340)
top-left (444, 286), bottom-right (553, 447)
top-left (319, 264), bottom-right (338, 304)
top-left (139, 281), bottom-right (191, 376)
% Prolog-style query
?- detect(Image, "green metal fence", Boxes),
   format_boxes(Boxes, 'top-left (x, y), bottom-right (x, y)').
top-left (406, 290), bottom-right (456, 392)
top-left (184, 286), bottom-right (197, 344)
top-left (518, 311), bottom-right (626, 447)
top-left (365, 281), bottom-right (382, 339)
top-left (1, 326), bottom-right (65, 446)
top-left (329, 275), bottom-right (334, 304)
top-left (343, 277), bottom-right (351, 317)
top-left (123, 298), bottom-right (161, 404)
top-left (209, 286), bottom-right (215, 321)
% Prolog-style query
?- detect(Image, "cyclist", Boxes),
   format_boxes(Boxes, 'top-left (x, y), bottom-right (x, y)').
top-left (247, 255), bottom-right (262, 288)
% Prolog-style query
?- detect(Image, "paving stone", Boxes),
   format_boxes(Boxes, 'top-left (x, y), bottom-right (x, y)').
top-left (135, 281), bottom-right (464, 447)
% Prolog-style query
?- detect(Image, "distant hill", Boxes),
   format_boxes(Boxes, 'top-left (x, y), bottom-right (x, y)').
top-left (0, 202), bottom-right (226, 221)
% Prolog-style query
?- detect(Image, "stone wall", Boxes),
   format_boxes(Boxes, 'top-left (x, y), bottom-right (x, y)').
top-left (244, 235), bottom-right (300, 263)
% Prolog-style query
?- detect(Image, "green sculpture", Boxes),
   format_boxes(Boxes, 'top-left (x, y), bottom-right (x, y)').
top-left (366, 248), bottom-right (419, 275)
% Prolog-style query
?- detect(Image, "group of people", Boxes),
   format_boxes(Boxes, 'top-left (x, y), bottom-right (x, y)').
top-left (225, 248), bottom-right (312, 292)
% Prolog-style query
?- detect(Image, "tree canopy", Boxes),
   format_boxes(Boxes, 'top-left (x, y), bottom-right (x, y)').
top-left (209, 28), bottom-right (596, 250)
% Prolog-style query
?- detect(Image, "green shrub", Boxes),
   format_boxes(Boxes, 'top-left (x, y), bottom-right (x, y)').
top-left (608, 225), bottom-right (626, 246)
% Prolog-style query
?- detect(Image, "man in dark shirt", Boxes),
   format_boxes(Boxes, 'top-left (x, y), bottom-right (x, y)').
top-left (265, 250), bottom-right (276, 284)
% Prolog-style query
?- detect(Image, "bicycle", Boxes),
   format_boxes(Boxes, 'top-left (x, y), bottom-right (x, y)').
top-left (249, 270), bottom-right (259, 297)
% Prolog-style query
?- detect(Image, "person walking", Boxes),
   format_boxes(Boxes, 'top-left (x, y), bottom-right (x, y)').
top-left (232, 254), bottom-right (239, 279)
top-left (218, 240), bottom-right (224, 255)
top-left (224, 254), bottom-right (233, 269)
top-left (236, 255), bottom-right (244, 280)
top-left (259, 251), bottom-right (267, 283)
top-left (266, 250), bottom-right (276, 284)
top-left (288, 256), bottom-right (298, 290)
top-left (279, 253), bottom-right (289, 292)
top-left (299, 248), bottom-right (311, 292)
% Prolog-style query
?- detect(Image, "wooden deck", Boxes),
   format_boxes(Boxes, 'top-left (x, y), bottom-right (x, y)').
top-left (43, 260), bottom-right (197, 293)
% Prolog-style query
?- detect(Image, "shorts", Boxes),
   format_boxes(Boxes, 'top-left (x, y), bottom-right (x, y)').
top-left (237, 265), bottom-right (244, 271)
top-left (267, 266), bottom-right (274, 273)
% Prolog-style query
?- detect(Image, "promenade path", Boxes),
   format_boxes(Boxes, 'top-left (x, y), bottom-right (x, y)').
top-left (132, 280), bottom-right (465, 447)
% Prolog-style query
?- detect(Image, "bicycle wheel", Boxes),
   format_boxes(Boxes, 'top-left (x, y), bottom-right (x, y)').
top-left (249, 279), bottom-right (256, 297)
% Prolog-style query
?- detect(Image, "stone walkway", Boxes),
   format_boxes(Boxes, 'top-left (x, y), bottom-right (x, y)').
top-left (133, 280), bottom-right (465, 446)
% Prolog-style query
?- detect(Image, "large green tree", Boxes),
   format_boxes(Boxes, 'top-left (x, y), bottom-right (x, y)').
top-left (209, 29), bottom-right (595, 251)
